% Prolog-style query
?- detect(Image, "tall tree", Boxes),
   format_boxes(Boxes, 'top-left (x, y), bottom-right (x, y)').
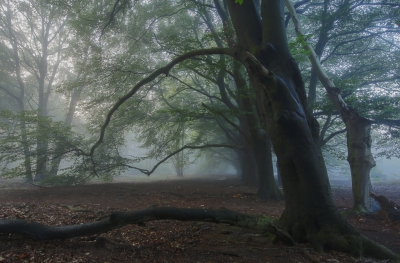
top-left (225, 0), bottom-right (397, 257)
top-left (286, 0), bottom-right (400, 212)
top-left (0, 0), bottom-right (71, 181)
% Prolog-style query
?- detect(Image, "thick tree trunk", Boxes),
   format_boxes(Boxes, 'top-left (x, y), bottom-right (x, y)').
top-left (242, 144), bottom-right (258, 187)
top-left (285, 0), bottom-right (377, 213)
top-left (252, 133), bottom-right (283, 200)
top-left (233, 64), bottom-right (282, 199)
top-left (225, 0), bottom-right (398, 259)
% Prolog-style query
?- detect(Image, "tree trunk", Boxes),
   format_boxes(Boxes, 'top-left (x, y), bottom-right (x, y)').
top-left (49, 87), bottom-right (83, 176)
top-left (242, 144), bottom-right (258, 187)
top-left (285, 0), bottom-right (378, 213)
top-left (0, 160), bottom-right (9, 177)
top-left (5, 3), bottom-right (33, 182)
top-left (225, 0), bottom-right (398, 259)
top-left (233, 64), bottom-right (282, 199)
top-left (276, 161), bottom-right (282, 187)
top-left (253, 133), bottom-right (283, 200)
top-left (344, 109), bottom-right (378, 212)
top-left (20, 119), bottom-right (33, 182)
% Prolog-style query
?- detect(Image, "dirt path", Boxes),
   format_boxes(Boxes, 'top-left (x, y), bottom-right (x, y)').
top-left (0, 177), bottom-right (399, 262)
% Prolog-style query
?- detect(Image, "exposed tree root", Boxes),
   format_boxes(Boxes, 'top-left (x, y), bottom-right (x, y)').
top-left (0, 206), bottom-right (398, 261)
top-left (281, 214), bottom-right (400, 261)
top-left (0, 207), bottom-right (291, 243)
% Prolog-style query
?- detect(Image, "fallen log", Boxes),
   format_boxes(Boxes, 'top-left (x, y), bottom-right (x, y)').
top-left (0, 206), bottom-right (294, 244)
top-left (370, 193), bottom-right (400, 221)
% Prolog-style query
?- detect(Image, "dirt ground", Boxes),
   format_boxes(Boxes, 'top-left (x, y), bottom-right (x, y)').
top-left (0, 175), bottom-right (399, 263)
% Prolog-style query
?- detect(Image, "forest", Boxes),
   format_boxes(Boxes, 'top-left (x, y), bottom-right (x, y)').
top-left (0, 0), bottom-right (400, 262)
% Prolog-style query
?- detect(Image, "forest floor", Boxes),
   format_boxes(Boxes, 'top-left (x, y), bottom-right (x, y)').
top-left (0, 175), bottom-right (399, 263)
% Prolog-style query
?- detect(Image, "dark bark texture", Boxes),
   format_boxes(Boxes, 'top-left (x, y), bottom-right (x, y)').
top-left (225, 0), bottom-right (399, 260)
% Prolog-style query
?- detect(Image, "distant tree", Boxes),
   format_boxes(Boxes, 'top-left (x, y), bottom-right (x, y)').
top-left (0, 0), bottom-right (78, 182)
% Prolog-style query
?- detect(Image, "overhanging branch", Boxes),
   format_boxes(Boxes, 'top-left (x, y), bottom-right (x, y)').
top-left (89, 48), bottom-right (234, 159)
top-left (125, 143), bottom-right (238, 176)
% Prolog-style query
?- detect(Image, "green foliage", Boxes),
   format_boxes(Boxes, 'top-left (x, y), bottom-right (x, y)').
top-left (235, 0), bottom-right (244, 4)
top-left (0, 110), bottom-right (84, 179)
top-left (288, 34), bottom-right (313, 60)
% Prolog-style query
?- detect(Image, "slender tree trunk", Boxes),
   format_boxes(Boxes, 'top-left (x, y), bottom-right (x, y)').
top-left (49, 84), bottom-right (85, 177)
top-left (5, 2), bottom-right (33, 181)
top-left (35, 41), bottom-right (50, 181)
top-left (0, 160), bottom-right (9, 176)
top-left (307, 70), bottom-right (318, 105)
top-left (20, 114), bottom-right (33, 182)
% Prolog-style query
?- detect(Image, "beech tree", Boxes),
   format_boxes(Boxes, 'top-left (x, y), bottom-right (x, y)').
top-left (0, 0), bottom-right (85, 182)
top-left (80, 0), bottom-right (400, 258)
top-left (224, 0), bottom-right (397, 258)
top-left (285, 0), bottom-right (400, 212)
top-left (1, 0), bottom-right (399, 260)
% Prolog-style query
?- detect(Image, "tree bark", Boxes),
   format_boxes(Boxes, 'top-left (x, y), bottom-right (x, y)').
top-left (5, 1), bottom-right (33, 182)
top-left (285, 0), bottom-right (378, 213)
top-left (202, 6), bottom-right (280, 197)
top-left (344, 110), bottom-right (378, 212)
top-left (233, 64), bottom-right (281, 198)
top-left (252, 132), bottom-right (283, 200)
top-left (241, 144), bottom-right (258, 187)
top-left (235, 67), bottom-right (282, 199)
top-left (225, 0), bottom-right (398, 259)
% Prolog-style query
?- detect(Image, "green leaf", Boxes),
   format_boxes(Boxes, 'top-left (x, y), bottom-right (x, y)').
top-left (235, 0), bottom-right (244, 5)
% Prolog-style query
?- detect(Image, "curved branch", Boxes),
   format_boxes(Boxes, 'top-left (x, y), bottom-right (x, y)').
top-left (371, 119), bottom-right (400, 128)
top-left (89, 48), bottom-right (234, 158)
top-left (131, 143), bottom-right (238, 176)
top-left (321, 128), bottom-right (347, 147)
